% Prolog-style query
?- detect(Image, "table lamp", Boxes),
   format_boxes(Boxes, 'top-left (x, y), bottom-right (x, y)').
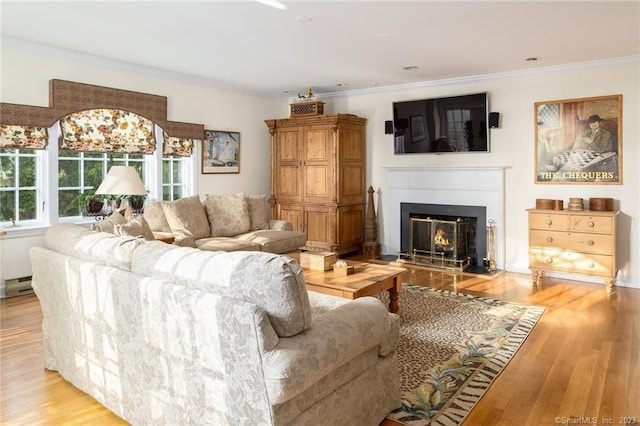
top-left (95, 166), bottom-right (147, 219)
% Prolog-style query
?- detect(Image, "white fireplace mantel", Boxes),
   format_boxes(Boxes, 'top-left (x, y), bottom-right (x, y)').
top-left (385, 166), bottom-right (508, 270)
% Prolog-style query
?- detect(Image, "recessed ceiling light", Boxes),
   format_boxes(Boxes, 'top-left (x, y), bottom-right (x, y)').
top-left (525, 57), bottom-right (540, 62)
top-left (255, 0), bottom-right (287, 10)
top-left (402, 66), bottom-right (418, 71)
top-left (296, 16), bottom-right (312, 23)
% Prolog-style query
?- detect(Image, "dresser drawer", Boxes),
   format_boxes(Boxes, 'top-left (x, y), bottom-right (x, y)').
top-left (569, 214), bottom-right (613, 234)
top-left (529, 213), bottom-right (569, 231)
top-left (529, 230), bottom-right (614, 255)
top-left (529, 249), bottom-right (613, 277)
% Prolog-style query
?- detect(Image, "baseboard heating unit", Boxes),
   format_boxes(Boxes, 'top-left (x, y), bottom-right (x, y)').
top-left (5, 276), bottom-right (34, 297)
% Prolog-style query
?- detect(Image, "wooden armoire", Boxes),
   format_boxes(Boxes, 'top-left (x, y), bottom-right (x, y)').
top-left (265, 113), bottom-right (366, 254)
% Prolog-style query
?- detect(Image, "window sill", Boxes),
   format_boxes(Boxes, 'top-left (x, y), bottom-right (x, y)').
top-left (1, 219), bottom-right (93, 239)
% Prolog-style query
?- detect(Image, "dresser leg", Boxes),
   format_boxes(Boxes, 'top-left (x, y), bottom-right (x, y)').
top-left (531, 270), bottom-right (543, 286)
top-left (604, 278), bottom-right (615, 294)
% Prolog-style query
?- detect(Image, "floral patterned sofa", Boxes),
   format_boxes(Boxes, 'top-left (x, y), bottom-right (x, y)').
top-left (30, 223), bottom-right (401, 425)
top-left (142, 193), bottom-right (307, 253)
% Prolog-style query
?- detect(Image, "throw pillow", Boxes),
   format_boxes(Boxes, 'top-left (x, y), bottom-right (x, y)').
top-left (114, 215), bottom-right (155, 241)
top-left (143, 201), bottom-right (172, 232)
top-left (205, 193), bottom-right (250, 237)
top-left (244, 194), bottom-right (270, 231)
top-left (90, 212), bottom-right (128, 234)
top-left (162, 195), bottom-right (210, 240)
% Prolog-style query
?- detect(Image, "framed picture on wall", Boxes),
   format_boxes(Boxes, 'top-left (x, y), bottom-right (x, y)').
top-left (410, 115), bottom-right (426, 142)
top-left (534, 94), bottom-right (622, 184)
top-left (202, 130), bottom-right (240, 174)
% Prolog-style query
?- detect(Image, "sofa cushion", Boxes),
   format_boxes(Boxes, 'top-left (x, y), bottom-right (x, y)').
top-left (244, 194), bottom-right (270, 231)
top-left (131, 244), bottom-right (312, 337)
top-left (262, 296), bottom-right (391, 404)
top-left (163, 195), bottom-right (210, 240)
top-left (114, 215), bottom-right (155, 240)
top-left (143, 201), bottom-right (172, 232)
top-left (195, 237), bottom-right (261, 252)
top-left (45, 223), bottom-right (145, 270)
top-left (237, 230), bottom-right (306, 254)
top-left (90, 212), bottom-right (127, 234)
top-left (205, 194), bottom-right (250, 237)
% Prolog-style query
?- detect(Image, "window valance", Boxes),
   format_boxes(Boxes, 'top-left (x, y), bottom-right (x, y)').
top-left (0, 79), bottom-right (205, 148)
top-left (59, 109), bottom-right (155, 154)
top-left (0, 125), bottom-right (48, 149)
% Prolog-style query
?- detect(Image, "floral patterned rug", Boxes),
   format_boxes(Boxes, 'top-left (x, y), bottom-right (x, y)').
top-left (382, 285), bottom-right (544, 425)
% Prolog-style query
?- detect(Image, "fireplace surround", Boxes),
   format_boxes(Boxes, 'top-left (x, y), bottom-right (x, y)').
top-left (386, 166), bottom-right (507, 271)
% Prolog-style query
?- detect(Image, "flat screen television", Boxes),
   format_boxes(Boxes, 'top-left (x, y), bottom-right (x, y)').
top-left (393, 92), bottom-right (489, 154)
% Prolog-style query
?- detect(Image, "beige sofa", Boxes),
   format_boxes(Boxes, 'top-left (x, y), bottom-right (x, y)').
top-left (30, 223), bottom-right (401, 425)
top-left (142, 193), bottom-right (307, 253)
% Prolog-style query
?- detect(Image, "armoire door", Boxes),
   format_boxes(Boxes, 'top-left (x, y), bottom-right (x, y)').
top-left (303, 126), bottom-right (334, 205)
top-left (274, 128), bottom-right (303, 203)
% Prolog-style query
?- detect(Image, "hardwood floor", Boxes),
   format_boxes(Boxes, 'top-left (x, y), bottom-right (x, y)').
top-left (1, 263), bottom-right (639, 425)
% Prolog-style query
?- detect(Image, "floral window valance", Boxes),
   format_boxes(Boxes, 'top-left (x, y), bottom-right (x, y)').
top-left (59, 109), bottom-right (155, 154)
top-left (0, 125), bottom-right (48, 149)
top-left (163, 132), bottom-right (196, 157)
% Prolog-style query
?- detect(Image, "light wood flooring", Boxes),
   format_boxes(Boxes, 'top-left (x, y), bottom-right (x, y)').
top-left (1, 262), bottom-right (639, 425)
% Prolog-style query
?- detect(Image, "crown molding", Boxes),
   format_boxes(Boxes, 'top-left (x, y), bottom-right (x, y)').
top-left (3, 37), bottom-right (638, 101)
top-left (321, 55), bottom-right (640, 99)
top-left (1, 37), bottom-right (261, 98)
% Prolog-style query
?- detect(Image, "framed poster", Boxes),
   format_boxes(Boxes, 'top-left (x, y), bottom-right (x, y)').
top-left (410, 115), bottom-right (426, 142)
top-left (202, 130), bottom-right (240, 174)
top-left (534, 94), bottom-right (622, 184)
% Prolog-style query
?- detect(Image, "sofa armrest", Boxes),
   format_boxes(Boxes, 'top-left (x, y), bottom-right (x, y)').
top-left (261, 296), bottom-right (393, 404)
top-left (269, 219), bottom-right (293, 231)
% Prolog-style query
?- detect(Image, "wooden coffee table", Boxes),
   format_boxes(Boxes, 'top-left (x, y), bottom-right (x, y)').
top-left (289, 254), bottom-right (406, 313)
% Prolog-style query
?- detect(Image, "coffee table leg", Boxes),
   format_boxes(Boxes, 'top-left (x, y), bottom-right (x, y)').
top-left (388, 277), bottom-right (401, 313)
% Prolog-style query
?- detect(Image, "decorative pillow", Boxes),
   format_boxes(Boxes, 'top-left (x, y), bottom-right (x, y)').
top-left (162, 195), bottom-right (210, 240)
top-left (244, 194), bottom-right (270, 231)
top-left (114, 215), bottom-right (155, 240)
top-left (143, 201), bottom-right (172, 232)
top-left (90, 212), bottom-right (128, 234)
top-left (205, 194), bottom-right (250, 237)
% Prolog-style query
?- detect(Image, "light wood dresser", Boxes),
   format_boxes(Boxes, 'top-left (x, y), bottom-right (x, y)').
top-left (527, 208), bottom-right (619, 292)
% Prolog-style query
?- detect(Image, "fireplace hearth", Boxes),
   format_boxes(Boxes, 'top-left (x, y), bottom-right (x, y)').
top-left (397, 202), bottom-right (487, 272)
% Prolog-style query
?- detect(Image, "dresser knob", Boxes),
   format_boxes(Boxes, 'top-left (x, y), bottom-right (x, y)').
top-left (588, 262), bottom-right (595, 268)
top-left (587, 221), bottom-right (595, 227)
top-left (587, 240), bottom-right (595, 246)
top-left (546, 236), bottom-right (553, 243)
top-left (545, 219), bottom-right (552, 226)
top-left (546, 258), bottom-right (553, 264)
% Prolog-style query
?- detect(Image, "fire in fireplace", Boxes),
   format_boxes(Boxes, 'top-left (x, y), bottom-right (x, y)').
top-left (398, 202), bottom-right (487, 272)
top-left (400, 214), bottom-right (471, 271)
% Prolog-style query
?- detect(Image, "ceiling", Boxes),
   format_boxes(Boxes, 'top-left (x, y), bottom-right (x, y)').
top-left (1, 1), bottom-right (639, 100)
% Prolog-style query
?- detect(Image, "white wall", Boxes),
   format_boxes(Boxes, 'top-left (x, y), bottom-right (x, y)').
top-left (0, 46), bottom-right (287, 197)
top-left (0, 45), bottom-right (287, 293)
top-left (328, 58), bottom-right (639, 288)
top-left (2, 44), bottom-right (638, 291)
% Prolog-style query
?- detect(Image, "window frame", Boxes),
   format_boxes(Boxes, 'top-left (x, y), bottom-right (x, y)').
top-left (0, 147), bottom-right (45, 226)
top-left (1, 122), bottom-right (197, 235)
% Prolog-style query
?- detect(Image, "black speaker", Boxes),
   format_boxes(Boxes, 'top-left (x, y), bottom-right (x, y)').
top-left (385, 120), bottom-right (394, 134)
top-left (489, 112), bottom-right (500, 128)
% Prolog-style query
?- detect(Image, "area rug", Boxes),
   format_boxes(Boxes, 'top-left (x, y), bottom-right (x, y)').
top-left (381, 285), bottom-right (544, 426)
